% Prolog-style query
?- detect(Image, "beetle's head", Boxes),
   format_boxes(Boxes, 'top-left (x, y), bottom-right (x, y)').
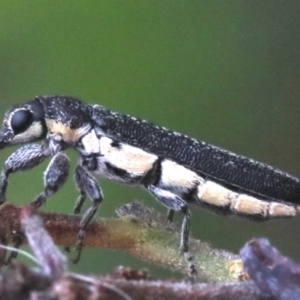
top-left (0, 98), bottom-right (47, 149)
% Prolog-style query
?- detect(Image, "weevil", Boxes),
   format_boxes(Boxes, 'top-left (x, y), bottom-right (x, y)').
top-left (0, 95), bottom-right (300, 276)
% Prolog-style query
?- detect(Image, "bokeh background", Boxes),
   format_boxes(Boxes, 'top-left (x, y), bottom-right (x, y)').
top-left (0, 1), bottom-right (300, 279)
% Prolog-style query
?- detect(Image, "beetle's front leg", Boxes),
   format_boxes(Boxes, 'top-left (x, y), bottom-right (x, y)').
top-left (73, 164), bottom-right (103, 263)
top-left (0, 144), bottom-right (50, 204)
top-left (31, 152), bottom-right (70, 207)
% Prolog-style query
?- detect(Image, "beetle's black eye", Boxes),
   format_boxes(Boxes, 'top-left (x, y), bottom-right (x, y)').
top-left (10, 110), bottom-right (33, 134)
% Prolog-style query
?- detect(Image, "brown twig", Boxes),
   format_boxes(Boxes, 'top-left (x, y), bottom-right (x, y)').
top-left (0, 205), bottom-right (273, 300)
top-left (0, 202), bottom-right (238, 282)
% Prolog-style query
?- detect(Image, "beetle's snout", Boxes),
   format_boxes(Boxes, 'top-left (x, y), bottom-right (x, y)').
top-left (0, 129), bottom-right (13, 150)
top-left (0, 132), bottom-right (6, 149)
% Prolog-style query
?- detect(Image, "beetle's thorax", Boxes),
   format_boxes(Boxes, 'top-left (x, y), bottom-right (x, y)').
top-left (39, 96), bottom-right (93, 145)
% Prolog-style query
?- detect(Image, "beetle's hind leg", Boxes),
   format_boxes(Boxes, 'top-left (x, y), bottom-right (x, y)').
top-left (72, 164), bottom-right (103, 263)
top-left (147, 185), bottom-right (197, 277)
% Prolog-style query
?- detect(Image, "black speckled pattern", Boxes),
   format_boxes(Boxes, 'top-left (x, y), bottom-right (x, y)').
top-left (91, 105), bottom-right (300, 204)
top-left (38, 96), bottom-right (92, 129)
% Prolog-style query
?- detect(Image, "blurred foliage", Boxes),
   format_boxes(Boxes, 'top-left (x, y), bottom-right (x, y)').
top-left (0, 1), bottom-right (300, 279)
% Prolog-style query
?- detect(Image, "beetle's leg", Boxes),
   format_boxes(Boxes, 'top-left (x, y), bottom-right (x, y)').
top-left (147, 185), bottom-right (196, 277)
top-left (73, 164), bottom-right (103, 263)
top-left (4, 230), bottom-right (25, 265)
top-left (0, 144), bottom-right (49, 204)
top-left (167, 209), bottom-right (175, 223)
top-left (31, 152), bottom-right (70, 207)
top-left (73, 189), bottom-right (86, 215)
top-left (73, 154), bottom-right (99, 215)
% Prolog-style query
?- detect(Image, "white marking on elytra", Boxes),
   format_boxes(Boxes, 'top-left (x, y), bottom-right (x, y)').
top-left (231, 194), bottom-right (269, 217)
top-left (158, 159), bottom-right (204, 195)
top-left (81, 130), bottom-right (100, 154)
top-left (197, 181), bottom-right (236, 207)
top-left (196, 180), bottom-right (297, 218)
top-left (97, 136), bottom-right (157, 178)
top-left (269, 202), bottom-right (297, 217)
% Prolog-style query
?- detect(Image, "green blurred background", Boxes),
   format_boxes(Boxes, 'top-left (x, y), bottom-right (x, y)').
top-left (0, 1), bottom-right (300, 279)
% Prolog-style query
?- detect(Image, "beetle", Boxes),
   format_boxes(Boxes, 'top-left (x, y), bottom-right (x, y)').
top-left (0, 95), bottom-right (300, 276)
